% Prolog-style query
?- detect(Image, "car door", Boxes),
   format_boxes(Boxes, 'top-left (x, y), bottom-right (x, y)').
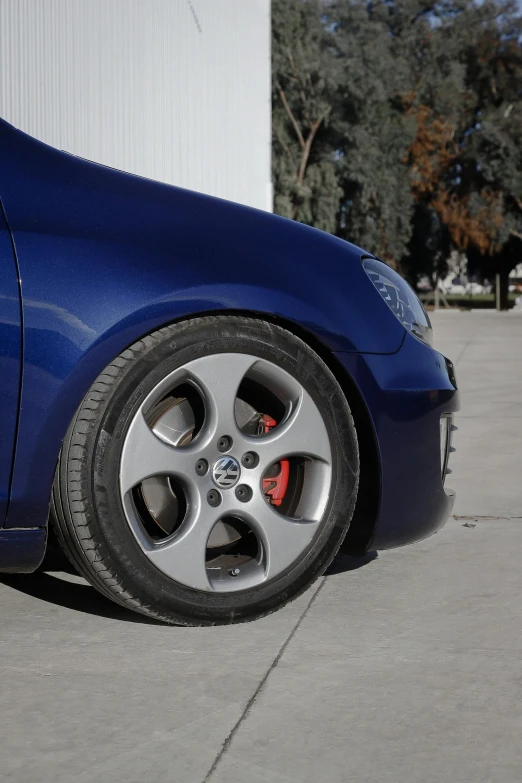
top-left (0, 202), bottom-right (21, 525)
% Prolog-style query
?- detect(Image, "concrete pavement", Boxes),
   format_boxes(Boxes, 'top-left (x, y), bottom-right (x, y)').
top-left (433, 311), bottom-right (522, 518)
top-left (1, 311), bottom-right (521, 783)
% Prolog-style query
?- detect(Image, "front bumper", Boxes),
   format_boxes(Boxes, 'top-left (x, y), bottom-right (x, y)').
top-left (336, 331), bottom-right (459, 550)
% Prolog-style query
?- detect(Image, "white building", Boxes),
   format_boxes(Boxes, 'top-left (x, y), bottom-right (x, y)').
top-left (0, 0), bottom-right (272, 211)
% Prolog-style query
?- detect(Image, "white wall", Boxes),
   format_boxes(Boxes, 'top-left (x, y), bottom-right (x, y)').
top-left (0, 0), bottom-right (272, 211)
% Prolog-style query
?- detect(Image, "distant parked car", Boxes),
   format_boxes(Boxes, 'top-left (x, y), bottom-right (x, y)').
top-left (447, 284), bottom-right (466, 295)
top-left (0, 118), bottom-right (459, 625)
top-left (465, 282), bottom-right (484, 295)
top-left (417, 277), bottom-right (433, 292)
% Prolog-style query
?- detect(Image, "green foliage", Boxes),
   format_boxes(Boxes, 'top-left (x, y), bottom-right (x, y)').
top-left (271, 0), bottom-right (522, 282)
top-left (272, 0), bottom-right (342, 233)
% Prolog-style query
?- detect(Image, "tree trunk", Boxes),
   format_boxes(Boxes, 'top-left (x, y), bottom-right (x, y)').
top-left (496, 269), bottom-right (510, 311)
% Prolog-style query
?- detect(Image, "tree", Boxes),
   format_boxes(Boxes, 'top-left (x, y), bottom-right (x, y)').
top-left (272, 0), bottom-right (342, 233)
top-left (272, 0), bottom-right (522, 303)
top-left (328, 0), bottom-right (419, 264)
top-left (460, 1), bottom-right (522, 306)
top-left (390, 0), bottom-right (522, 297)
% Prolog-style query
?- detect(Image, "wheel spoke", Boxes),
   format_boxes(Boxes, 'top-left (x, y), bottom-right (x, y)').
top-left (120, 410), bottom-right (196, 495)
top-left (254, 388), bottom-right (332, 468)
top-left (185, 353), bottom-right (257, 441)
top-left (245, 499), bottom-right (321, 582)
top-left (119, 349), bottom-right (336, 594)
top-left (145, 502), bottom-right (218, 592)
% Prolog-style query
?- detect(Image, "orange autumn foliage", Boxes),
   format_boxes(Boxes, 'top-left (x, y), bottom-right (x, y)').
top-left (404, 98), bottom-right (504, 255)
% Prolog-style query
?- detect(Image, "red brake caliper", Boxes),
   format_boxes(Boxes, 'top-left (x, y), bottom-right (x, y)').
top-left (261, 415), bottom-right (290, 507)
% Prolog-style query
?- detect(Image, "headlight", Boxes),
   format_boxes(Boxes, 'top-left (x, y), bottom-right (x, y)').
top-left (363, 257), bottom-right (433, 345)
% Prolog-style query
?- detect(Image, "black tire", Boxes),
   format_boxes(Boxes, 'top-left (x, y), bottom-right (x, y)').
top-left (51, 316), bottom-right (359, 625)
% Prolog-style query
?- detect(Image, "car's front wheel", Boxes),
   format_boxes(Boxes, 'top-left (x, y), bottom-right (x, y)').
top-left (52, 316), bottom-right (359, 625)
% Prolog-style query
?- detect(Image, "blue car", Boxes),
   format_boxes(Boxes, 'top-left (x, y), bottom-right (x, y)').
top-left (0, 118), bottom-right (458, 625)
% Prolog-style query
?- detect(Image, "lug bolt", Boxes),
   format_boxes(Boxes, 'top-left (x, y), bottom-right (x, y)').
top-left (229, 567), bottom-right (241, 577)
top-left (235, 484), bottom-right (252, 503)
top-left (207, 489), bottom-right (222, 507)
top-left (195, 459), bottom-right (208, 476)
top-left (217, 435), bottom-right (232, 453)
top-left (241, 451), bottom-right (259, 469)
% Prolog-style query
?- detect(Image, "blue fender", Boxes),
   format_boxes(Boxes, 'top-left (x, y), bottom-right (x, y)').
top-left (0, 118), bottom-right (403, 529)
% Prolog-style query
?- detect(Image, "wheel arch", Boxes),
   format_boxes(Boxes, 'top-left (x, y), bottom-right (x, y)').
top-left (250, 310), bottom-right (381, 555)
top-left (8, 305), bottom-right (380, 557)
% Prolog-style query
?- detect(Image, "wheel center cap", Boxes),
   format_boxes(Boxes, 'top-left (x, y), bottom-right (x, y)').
top-left (212, 456), bottom-right (241, 489)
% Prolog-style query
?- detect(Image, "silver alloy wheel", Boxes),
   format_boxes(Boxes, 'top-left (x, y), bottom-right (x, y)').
top-left (119, 353), bottom-right (333, 593)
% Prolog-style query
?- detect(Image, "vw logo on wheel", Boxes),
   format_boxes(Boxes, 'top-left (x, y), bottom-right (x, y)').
top-left (212, 456), bottom-right (241, 489)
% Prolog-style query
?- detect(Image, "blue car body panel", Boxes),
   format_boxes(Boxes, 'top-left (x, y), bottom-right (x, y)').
top-left (337, 332), bottom-right (458, 549)
top-left (0, 117), bottom-right (458, 570)
top-left (0, 202), bottom-right (21, 525)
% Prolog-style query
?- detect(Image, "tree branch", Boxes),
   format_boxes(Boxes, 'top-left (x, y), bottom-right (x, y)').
top-left (276, 80), bottom-right (306, 149)
top-left (287, 50), bottom-right (299, 82)
top-left (300, 87), bottom-right (312, 127)
top-left (287, 50), bottom-right (312, 126)
top-left (291, 108), bottom-right (331, 219)
top-left (297, 109), bottom-right (330, 188)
